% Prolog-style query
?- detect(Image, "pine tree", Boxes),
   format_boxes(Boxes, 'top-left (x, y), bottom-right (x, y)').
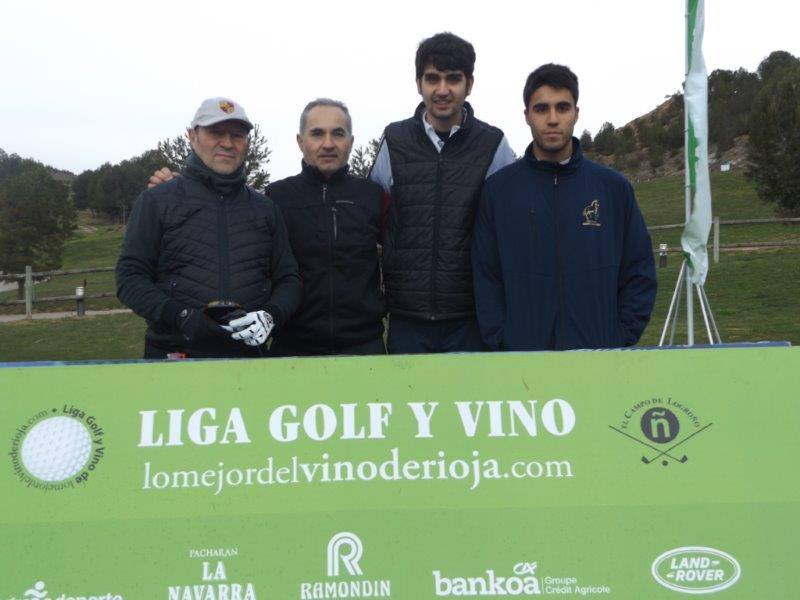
top-left (747, 61), bottom-right (800, 215)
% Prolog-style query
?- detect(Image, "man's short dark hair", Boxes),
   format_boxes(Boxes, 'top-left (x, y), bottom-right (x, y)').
top-left (415, 32), bottom-right (476, 79)
top-left (523, 64), bottom-right (579, 108)
top-left (299, 98), bottom-right (352, 134)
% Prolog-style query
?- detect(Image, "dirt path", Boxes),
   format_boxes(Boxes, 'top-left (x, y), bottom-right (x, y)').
top-left (0, 308), bottom-right (132, 323)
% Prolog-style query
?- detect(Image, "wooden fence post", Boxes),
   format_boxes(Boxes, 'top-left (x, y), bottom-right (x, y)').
top-left (24, 265), bottom-right (33, 319)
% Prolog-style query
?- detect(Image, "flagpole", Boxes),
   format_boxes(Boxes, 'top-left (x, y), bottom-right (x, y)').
top-left (684, 0), bottom-right (695, 345)
top-left (660, 0), bottom-right (719, 347)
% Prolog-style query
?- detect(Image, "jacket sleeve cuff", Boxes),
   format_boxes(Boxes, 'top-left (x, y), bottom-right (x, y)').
top-left (264, 303), bottom-right (284, 328)
top-left (161, 300), bottom-right (183, 330)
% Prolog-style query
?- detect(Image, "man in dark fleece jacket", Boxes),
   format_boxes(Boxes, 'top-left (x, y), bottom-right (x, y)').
top-left (266, 99), bottom-right (385, 356)
top-left (116, 97), bottom-right (302, 359)
top-left (472, 65), bottom-right (656, 351)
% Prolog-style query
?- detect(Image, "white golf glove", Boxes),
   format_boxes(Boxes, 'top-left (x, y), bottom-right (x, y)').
top-left (225, 310), bottom-right (274, 347)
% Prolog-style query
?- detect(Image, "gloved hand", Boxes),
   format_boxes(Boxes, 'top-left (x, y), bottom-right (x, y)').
top-left (225, 310), bottom-right (274, 347)
top-left (177, 308), bottom-right (229, 343)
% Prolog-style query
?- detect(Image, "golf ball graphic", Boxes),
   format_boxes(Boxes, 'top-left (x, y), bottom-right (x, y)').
top-left (21, 416), bottom-right (92, 481)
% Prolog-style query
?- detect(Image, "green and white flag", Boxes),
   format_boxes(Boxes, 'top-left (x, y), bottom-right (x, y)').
top-left (682, 0), bottom-right (713, 285)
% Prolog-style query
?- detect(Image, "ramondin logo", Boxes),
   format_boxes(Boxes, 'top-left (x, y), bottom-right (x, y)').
top-left (609, 397), bottom-right (712, 467)
top-left (7, 580), bottom-right (123, 600)
top-left (8, 405), bottom-right (106, 490)
top-left (651, 547), bottom-right (741, 594)
top-left (299, 531), bottom-right (391, 598)
top-left (434, 562), bottom-right (541, 596)
top-left (327, 532), bottom-right (363, 577)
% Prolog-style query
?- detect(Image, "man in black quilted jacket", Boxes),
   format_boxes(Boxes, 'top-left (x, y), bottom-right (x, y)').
top-left (370, 32), bottom-right (516, 354)
top-left (116, 97), bottom-right (302, 359)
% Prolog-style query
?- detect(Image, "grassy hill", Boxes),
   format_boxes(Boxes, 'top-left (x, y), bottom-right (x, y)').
top-left (0, 170), bottom-right (797, 361)
top-left (635, 169), bottom-right (799, 345)
top-left (0, 216), bottom-right (125, 315)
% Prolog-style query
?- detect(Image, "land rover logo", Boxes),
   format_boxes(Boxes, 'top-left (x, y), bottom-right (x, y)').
top-left (651, 546), bottom-right (741, 594)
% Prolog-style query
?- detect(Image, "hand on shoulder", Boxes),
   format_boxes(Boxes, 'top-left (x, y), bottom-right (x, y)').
top-left (147, 167), bottom-right (180, 189)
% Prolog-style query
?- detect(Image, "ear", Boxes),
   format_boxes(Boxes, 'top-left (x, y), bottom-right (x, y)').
top-left (465, 76), bottom-right (474, 97)
top-left (296, 133), bottom-right (303, 151)
top-left (575, 106), bottom-right (580, 122)
top-left (523, 107), bottom-right (532, 127)
top-left (416, 78), bottom-right (423, 95)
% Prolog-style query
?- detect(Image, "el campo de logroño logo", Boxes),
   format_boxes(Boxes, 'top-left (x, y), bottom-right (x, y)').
top-left (8, 405), bottom-right (106, 491)
top-left (609, 396), bottom-right (712, 466)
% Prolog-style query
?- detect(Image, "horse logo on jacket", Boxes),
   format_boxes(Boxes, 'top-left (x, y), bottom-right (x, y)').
top-left (582, 199), bottom-right (601, 227)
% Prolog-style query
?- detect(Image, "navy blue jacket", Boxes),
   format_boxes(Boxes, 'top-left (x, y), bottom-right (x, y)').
top-left (472, 139), bottom-right (656, 351)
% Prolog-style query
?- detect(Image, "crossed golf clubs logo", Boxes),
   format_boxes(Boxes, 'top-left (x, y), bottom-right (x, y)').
top-left (610, 406), bottom-right (712, 466)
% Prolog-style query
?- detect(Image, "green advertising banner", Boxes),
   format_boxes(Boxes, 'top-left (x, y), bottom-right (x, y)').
top-left (2, 346), bottom-right (798, 598)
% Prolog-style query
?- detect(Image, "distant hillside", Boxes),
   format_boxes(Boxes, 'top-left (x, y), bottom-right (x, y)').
top-left (581, 50), bottom-right (799, 183)
top-left (0, 147), bottom-right (75, 184)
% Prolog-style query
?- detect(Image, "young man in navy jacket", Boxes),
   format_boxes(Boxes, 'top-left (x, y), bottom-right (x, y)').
top-left (472, 64), bottom-right (657, 351)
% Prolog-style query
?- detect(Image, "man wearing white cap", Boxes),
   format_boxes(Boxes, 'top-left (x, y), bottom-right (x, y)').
top-left (116, 97), bottom-right (302, 359)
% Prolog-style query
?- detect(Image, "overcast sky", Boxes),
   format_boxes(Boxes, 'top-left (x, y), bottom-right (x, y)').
top-left (2, 0), bottom-right (799, 181)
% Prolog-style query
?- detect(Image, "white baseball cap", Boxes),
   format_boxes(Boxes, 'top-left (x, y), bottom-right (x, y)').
top-left (190, 97), bottom-right (253, 131)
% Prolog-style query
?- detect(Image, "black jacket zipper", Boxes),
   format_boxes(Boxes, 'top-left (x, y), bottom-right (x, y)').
top-left (218, 195), bottom-right (230, 299)
top-left (323, 184), bottom-right (336, 348)
top-left (431, 154), bottom-right (443, 320)
top-left (553, 169), bottom-right (565, 349)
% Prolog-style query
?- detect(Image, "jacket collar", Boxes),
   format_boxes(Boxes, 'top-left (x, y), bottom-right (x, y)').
top-left (183, 151), bottom-right (247, 196)
top-left (523, 136), bottom-right (583, 177)
top-left (299, 160), bottom-right (349, 184)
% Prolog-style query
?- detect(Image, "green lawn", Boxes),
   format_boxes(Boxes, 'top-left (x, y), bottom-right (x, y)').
top-left (1, 247), bottom-right (797, 362)
top-left (639, 248), bottom-right (800, 346)
top-left (633, 170), bottom-right (799, 345)
top-left (0, 312), bottom-right (145, 362)
top-left (635, 170), bottom-right (800, 248)
top-left (0, 223), bottom-right (125, 314)
top-left (0, 171), bottom-right (797, 362)
top-left (634, 169), bottom-right (773, 225)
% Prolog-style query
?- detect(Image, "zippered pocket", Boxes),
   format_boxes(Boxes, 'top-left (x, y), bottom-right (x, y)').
top-left (529, 207), bottom-right (536, 238)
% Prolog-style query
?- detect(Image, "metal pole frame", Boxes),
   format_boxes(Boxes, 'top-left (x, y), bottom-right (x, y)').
top-left (24, 265), bottom-right (33, 320)
top-left (659, 261), bottom-right (722, 346)
top-left (698, 285), bottom-right (722, 344)
top-left (659, 260), bottom-right (687, 347)
top-left (696, 284), bottom-right (714, 343)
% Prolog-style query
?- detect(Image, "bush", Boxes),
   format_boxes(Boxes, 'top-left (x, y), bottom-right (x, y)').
top-left (747, 62), bottom-right (800, 215)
